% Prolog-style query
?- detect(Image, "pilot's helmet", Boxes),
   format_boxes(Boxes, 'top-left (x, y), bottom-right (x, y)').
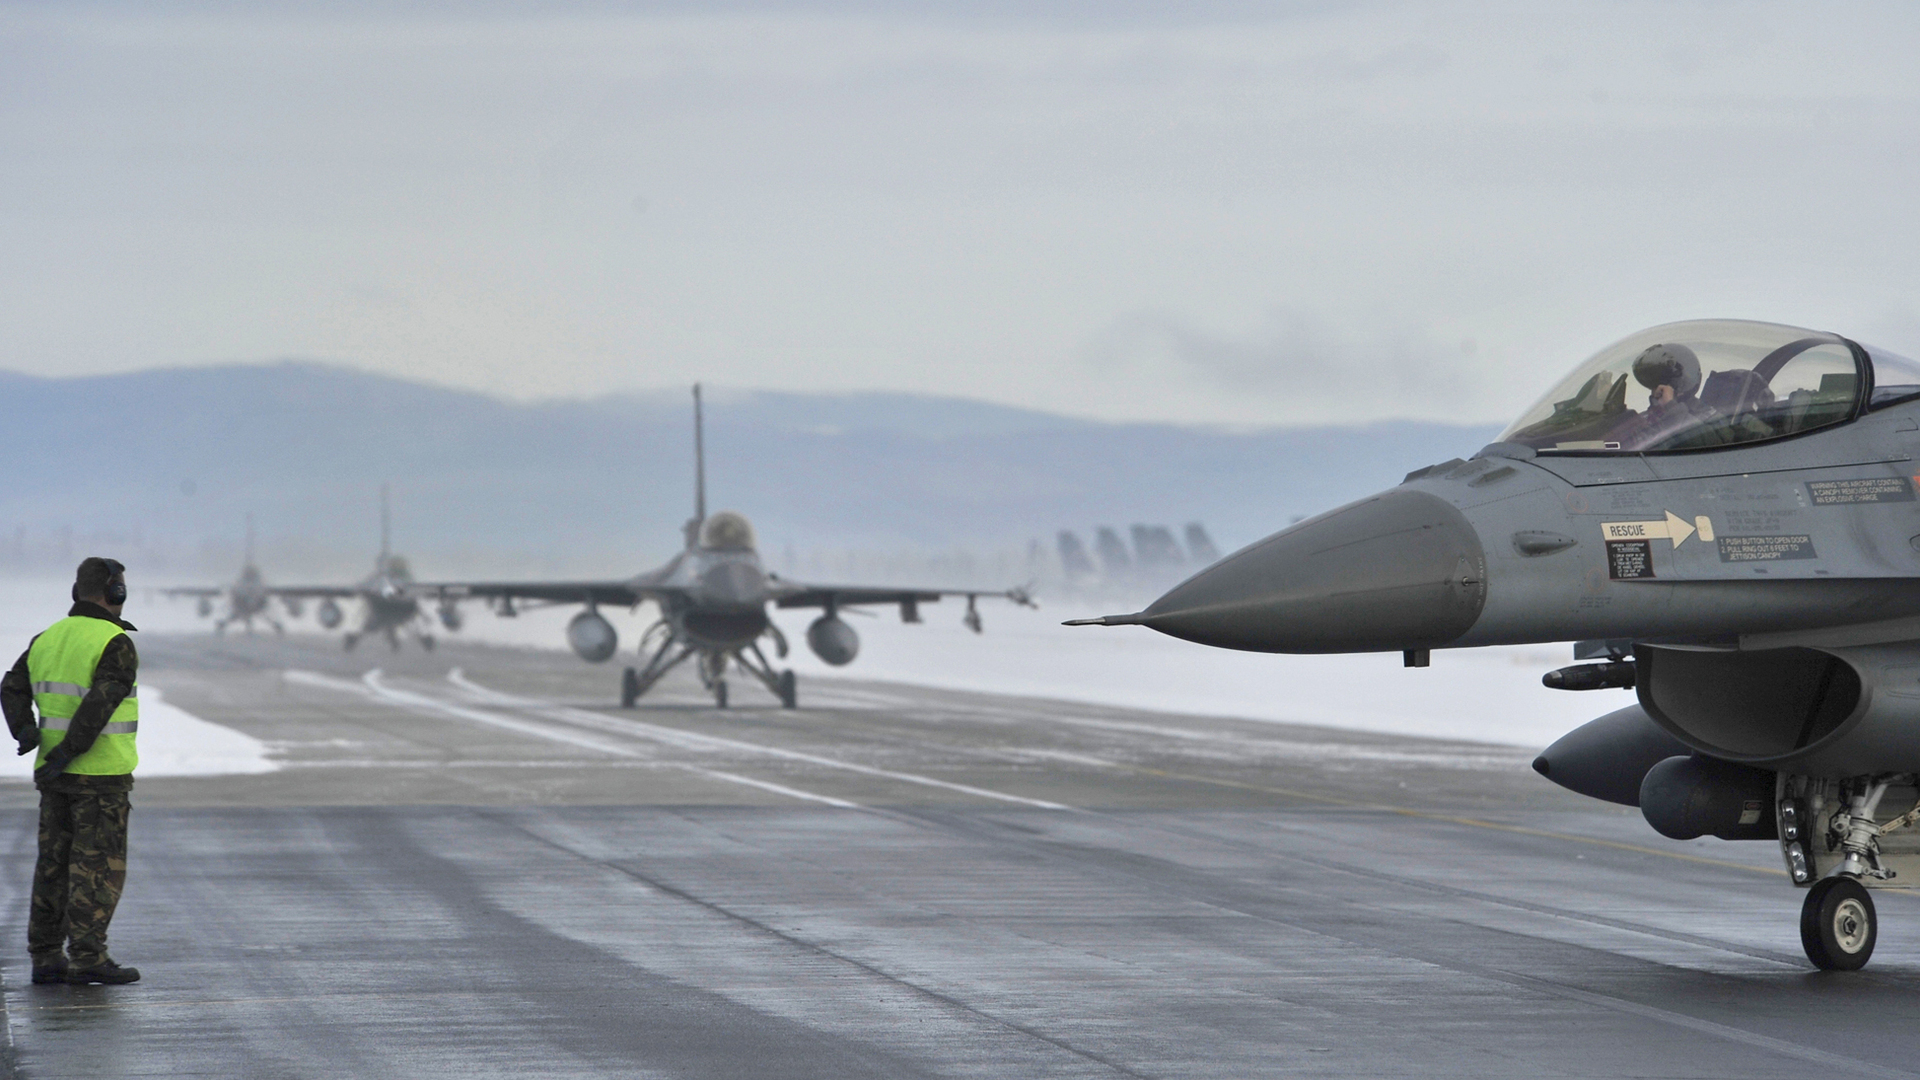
top-left (1632, 343), bottom-right (1702, 398)
top-left (698, 511), bottom-right (756, 551)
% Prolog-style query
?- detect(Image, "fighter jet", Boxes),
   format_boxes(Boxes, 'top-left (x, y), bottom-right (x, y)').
top-left (275, 486), bottom-right (461, 652)
top-left (427, 385), bottom-right (1034, 709)
top-left (165, 515), bottom-right (301, 634)
top-left (1070, 318), bottom-right (1920, 970)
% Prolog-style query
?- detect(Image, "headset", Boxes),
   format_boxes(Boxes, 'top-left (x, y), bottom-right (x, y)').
top-left (72, 574), bottom-right (128, 606)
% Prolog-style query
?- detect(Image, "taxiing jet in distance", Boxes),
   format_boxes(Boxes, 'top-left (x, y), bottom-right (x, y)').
top-left (428, 385), bottom-right (1033, 709)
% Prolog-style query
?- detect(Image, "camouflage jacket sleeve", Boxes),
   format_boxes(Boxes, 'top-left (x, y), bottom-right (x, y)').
top-left (49, 634), bottom-right (137, 766)
top-left (0, 642), bottom-right (34, 750)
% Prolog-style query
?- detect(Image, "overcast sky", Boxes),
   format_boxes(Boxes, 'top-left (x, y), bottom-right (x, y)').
top-left (4, 1), bottom-right (1920, 425)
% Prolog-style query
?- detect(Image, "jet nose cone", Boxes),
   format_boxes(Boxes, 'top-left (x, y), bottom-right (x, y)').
top-left (699, 560), bottom-right (768, 607)
top-left (1139, 488), bottom-right (1486, 653)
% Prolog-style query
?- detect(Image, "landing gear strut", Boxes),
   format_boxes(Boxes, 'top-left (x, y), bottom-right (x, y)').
top-left (618, 631), bottom-right (694, 708)
top-left (731, 642), bottom-right (796, 709)
top-left (1779, 774), bottom-right (1920, 970)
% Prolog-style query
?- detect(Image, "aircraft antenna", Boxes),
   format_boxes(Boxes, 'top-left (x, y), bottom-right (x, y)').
top-left (686, 384), bottom-right (707, 549)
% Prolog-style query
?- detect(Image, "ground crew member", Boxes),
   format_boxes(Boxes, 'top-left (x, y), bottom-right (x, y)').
top-left (0, 558), bottom-right (141, 985)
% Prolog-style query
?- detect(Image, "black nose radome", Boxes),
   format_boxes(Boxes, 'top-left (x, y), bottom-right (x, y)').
top-left (1133, 489), bottom-right (1487, 653)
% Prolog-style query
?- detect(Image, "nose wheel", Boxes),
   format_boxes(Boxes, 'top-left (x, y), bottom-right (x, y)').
top-left (1802, 876), bottom-right (1877, 970)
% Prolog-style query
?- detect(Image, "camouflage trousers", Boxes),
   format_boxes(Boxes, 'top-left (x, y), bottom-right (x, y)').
top-left (29, 790), bottom-right (129, 968)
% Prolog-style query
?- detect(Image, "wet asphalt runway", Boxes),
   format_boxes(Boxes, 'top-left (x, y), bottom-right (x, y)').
top-left (2, 634), bottom-right (1919, 1078)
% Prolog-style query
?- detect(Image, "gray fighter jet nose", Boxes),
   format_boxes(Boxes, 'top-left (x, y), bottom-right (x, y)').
top-left (1120, 489), bottom-right (1487, 653)
top-left (699, 560), bottom-right (768, 607)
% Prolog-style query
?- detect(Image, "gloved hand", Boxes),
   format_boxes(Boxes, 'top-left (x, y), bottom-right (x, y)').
top-left (33, 751), bottom-right (70, 785)
top-left (15, 737), bottom-right (36, 757)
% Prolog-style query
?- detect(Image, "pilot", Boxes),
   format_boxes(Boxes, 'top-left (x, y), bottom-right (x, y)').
top-left (0, 558), bottom-right (142, 986)
top-left (1621, 343), bottom-right (1720, 447)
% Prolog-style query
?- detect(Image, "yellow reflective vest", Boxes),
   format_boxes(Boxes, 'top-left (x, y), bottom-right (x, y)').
top-left (27, 616), bottom-right (138, 775)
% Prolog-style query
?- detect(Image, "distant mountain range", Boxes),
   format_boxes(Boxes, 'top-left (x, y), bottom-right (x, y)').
top-left (0, 362), bottom-right (1500, 582)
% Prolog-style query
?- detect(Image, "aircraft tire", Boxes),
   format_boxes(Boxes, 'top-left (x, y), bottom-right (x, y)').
top-left (1802, 876), bottom-right (1876, 970)
top-left (343, 634), bottom-right (358, 652)
top-left (421, 635), bottom-right (435, 652)
top-left (715, 680), bottom-right (728, 709)
top-left (778, 670), bottom-right (797, 709)
top-left (620, 667), bottom-right (640, 709)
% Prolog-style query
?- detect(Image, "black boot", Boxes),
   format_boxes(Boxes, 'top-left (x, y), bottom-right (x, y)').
top-left (65, 959), bottom-right (138, 985)
top-left (29, 956), bottom-right (66, 985)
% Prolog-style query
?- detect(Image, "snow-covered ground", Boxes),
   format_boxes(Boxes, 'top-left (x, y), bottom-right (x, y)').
top-left (133, 685), bottom-right (276, 777)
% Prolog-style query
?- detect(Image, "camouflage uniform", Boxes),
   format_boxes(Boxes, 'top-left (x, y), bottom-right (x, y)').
top-left (29, 786), bottom-right (130, 969)
top-left (1, 600), bottom-right (138, 973)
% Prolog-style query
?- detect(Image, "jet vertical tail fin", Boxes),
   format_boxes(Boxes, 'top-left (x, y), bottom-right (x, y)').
top-left (380, 483), bottom-right (391, 564)
top-left (685, 384), bottom-right (707, 549)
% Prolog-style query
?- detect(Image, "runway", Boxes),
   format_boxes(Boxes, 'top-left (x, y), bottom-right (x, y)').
top-left (2, 634), bottom-right (1919, 1078)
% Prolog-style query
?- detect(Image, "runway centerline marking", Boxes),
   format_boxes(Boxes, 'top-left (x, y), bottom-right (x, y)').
top-left (281, 669), bottom-right (858, 809)
top-left (445, 668), bottom-right (1072, 811)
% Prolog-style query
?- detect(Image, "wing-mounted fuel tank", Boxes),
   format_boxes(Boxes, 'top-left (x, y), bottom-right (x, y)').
top-left (1534, 702), bottom-right (1777, 840)
top-left (1634, 643), bottom-right (1920, 776)
top-left (807, 615), bottom-right (859, 666)
top-left (1533, 704), bottom-right (1689, 806)
top-left (567, 609), bottom-right (618, 663)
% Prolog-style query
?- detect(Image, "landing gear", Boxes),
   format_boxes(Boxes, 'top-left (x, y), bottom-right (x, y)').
top-left (1802, 877), bottom-right (1877, 970)
top-left (420, 634), bottom-right (435, 652)
top-left (343, 633), bottom-right (359, 652)
top-left (731, 642), bottom-right (796, 709)
top-left (619, 634), bottom-right (694, 708)
top-left (1778, 774), bottom-right (1919, 971)
top-left (714, 680), bottom-right (729, 709)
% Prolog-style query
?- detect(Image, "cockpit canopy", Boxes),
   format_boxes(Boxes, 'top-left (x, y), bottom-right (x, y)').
top-left (698, 511), bottom-right (756, 552)
top-left (1500, 319), bottom-right (1920, 454)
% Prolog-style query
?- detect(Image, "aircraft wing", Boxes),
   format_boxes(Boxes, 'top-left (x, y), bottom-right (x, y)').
top-left (161, 586), bottom-right (224, 598)
top-left (261, 585), bottom-right (365, 599)
top-left (420, 580), bottom-right (648, 608)
top-left (767, 577), bottom-right (1036, 611)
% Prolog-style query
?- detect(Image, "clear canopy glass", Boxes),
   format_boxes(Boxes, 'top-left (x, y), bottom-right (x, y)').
top-left (1500, 320), bottom-right (1866, 453)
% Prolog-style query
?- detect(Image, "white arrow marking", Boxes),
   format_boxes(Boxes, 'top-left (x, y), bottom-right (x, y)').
top-left (1600, 511), bottom-right (1708, 548)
